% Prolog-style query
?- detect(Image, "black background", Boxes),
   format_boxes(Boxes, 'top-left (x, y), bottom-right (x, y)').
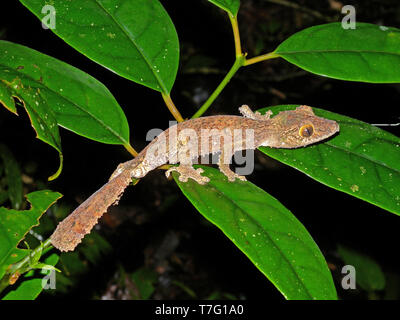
top-left (1, 0), bottom-right (400, 300)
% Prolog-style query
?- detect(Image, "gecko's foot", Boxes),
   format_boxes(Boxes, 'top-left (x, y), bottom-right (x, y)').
top-left (218, 162), bottom-right (247, 182)
top-left (222, 170), bottom-right (247, 182)
top-left (165, 165), bottom-right (210, 185)
top-left (239, 105), bottom-right (272, 121)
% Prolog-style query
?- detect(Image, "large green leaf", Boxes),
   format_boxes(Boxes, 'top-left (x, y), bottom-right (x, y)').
top-left (275, 23), bottom-right (400, 83)
top-left (173, 166), bottom-right (337, 300)
top-left (258, 105), bottom-right (400, 216)
top-left (19, 0), bottom-right (180, 93)
top-left (0, 190), bottom-right (62, 280)
top-left (0, 144), bottom-right (23, 210)
top-left (0, 40), bottom-right (130, 146)
top-left (207, 0), bottom-right (240, 16)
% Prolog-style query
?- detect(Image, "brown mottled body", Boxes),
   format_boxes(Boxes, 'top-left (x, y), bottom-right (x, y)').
top-left (50, 105), bottom-right (339, 251)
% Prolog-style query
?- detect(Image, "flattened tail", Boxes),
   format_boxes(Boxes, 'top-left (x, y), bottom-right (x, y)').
top-left (50, 169), bottom-right (133, 252)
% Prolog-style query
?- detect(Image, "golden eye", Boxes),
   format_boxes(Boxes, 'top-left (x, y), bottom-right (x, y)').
top-left (299, 124), bottom-right (314, 138)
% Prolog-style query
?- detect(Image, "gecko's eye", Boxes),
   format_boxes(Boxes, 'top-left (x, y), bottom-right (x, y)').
top-left (299, 124), bottom-right (314, 138)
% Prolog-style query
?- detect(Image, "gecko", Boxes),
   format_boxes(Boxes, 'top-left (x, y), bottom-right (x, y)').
top-left (50, 105), bottom-right (339, 251)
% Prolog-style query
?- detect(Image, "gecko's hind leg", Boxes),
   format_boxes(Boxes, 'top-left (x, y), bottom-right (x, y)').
top-left (165, 164), bottom-right (210, 185)
top-left (217, 152), bottom-right (247, 182)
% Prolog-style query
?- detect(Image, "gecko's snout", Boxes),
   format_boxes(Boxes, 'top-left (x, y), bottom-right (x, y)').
top-left (325, 119), bottom-right (340, 136)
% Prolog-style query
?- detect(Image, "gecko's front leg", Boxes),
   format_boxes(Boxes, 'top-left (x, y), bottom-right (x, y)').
top-left (165, 164), bottom-right (210, 185)
top-left (165, 133), bottom-right (211, 185)
top-left (239, 105), bottom-right (272, 121)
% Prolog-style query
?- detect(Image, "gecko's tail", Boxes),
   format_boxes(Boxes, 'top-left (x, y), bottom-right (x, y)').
top-left (50, 169), bottom-right (133, 252)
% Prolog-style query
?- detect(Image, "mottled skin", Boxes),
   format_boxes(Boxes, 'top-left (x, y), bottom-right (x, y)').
top-left (50, 105), bottom-right (339, 251)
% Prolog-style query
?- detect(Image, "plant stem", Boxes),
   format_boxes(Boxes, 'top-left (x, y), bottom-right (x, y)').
top-left (162, 92), bottom-right (184, 122)
top-left (11, 239), bottom-right (53, 272)
top-left (0, 238), bottom-right (53, 295)
top-left (0, 274), bottom-right (10, 294)
top-left (191, 55), bottom-right (245, 119)
top-left (48, 153), bottom-right (64, 181)
top-left (124, 143), bottom-right (138, 157)
top-left (191, 13), bottom-right (277, 119)
top-left (229, 14), bottom-right (242, 58)
top-left (244, 52), bottom-right (280, 66)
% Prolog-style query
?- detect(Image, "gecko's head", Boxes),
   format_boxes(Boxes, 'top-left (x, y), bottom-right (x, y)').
top-left (260, 105), bottom-right (339, 148)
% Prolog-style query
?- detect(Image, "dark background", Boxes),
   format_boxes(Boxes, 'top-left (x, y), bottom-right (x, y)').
top-left (1, 0), bottom-right (400, 300)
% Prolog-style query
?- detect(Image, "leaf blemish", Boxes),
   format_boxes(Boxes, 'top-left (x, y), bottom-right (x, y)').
top-left (350, 184), bottom-right (359, 192)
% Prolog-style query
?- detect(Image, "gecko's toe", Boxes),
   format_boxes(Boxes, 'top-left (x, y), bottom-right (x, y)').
top-left (227, 173), bottom-right (247, 182)
top-left (178, 175), bottom-right (189, 182)
top-left (200, 176), bottom-right (210, 184)
top-left (166, 165), bottom-right (210, 185)
top-left (165, 167), bottom-right (177, 178)
top-left (195, 168), bottom-right (210, 184)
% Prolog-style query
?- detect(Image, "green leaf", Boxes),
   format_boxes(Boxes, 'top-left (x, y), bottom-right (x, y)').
top-left (258, 105), bottom-right (400, 216)
top-left (275, 23), bottom-right (400, 83)
top-left (337, 245), bottom-right (385, 291)
top-left (172, 280), bottom-right (197, 298)
top-left (58, 251), bottom-right (89, 277)
top-left (0, 144), bottom-right (23, 209)
top-left (207, 0), bottom-right (240, 16)
top-left (79, 232), bottom-right (112, 265)
top-left (2, 253), bottom-right (59, 300)
top-left (0, 80), bottom-right (16, 114)
top-left (131, 267), bottom-right (158, 300)
top-left (19, 0), bottom-right (180, 93)
top-left (0, 40), bottom-right (130, 146)
top-left (0, 190), bottom-right (62, 280)
top-left (173, 166), bottom-right (337, 300)
top-left (0, 55), bottom-right (63, 179)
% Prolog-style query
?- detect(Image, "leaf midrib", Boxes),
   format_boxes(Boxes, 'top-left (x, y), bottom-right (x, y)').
top-left (189, 178), bottom-right (317, 299)
top-left (93, 0), bottom-right (168, 93)
top-left (325, 140), bottom-right (400, 175)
